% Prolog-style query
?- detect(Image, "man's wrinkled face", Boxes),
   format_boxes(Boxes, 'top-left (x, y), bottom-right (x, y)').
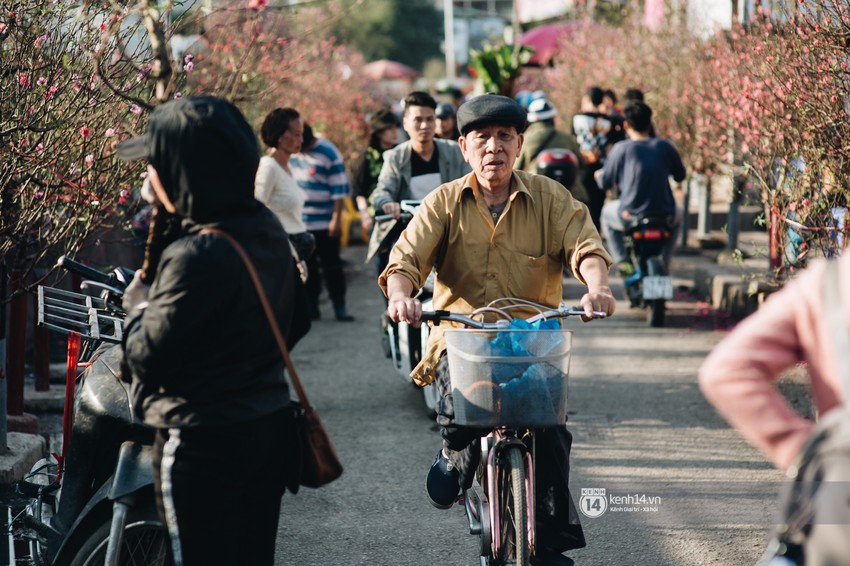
top-left (458, 124), bottom-right (523, 188)
top-left (403, 105), bottom-right (436, 146)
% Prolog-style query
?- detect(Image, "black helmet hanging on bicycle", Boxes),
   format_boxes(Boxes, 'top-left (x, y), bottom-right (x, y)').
top-left (536, 148), bottom-right (579, 189)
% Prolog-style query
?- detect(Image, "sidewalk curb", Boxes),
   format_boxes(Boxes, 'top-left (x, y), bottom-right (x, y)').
top-left (0, 433), bottom-right (46, 485)
top-left (676, 230), bottom-right (775, 320)
top-left (22, 364), bottom-right (68, 414)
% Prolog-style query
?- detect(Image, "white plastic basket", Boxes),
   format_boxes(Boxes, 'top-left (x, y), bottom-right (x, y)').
top-left (444, 328), bottom-right (572, 427)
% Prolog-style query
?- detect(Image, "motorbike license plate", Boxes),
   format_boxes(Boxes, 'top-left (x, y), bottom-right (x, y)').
top-left (642, 276), bottom-right (673, 300)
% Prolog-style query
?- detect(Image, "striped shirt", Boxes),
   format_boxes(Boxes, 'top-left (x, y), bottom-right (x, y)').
top-left (290, 138), bottom-right (350, 231)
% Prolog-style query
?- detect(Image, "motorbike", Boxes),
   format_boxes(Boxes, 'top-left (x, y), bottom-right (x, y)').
top-left (622, 215), bottom-right (674, 327)
top-left (370, 200), bottom-right (439, 414)
top-left (535, 148), bottom-right (579, 193)
top-left (383, 271), bottom-right (439, 414)
top-left (12, 256), bottom-right (171, 565)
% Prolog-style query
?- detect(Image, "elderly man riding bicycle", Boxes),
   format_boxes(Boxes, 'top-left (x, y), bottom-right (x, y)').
top-left (379, 94), bottom-right (615, 565)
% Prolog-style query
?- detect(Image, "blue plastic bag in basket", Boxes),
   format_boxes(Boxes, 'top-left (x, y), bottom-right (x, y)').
top-left (498, 362), bottom-right (561, 424)
top-left (488, 319), bottom-right (567, 424)
top-left (490, 318), bottom-right (561, 357)
top-left (488, 319), bottom-right (527, 384)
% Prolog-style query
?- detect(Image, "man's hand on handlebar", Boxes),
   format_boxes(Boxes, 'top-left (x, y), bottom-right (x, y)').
top-left (579, 289), bottom-right (616, 322)
top-left (381, 202), bottom-right (401, 220)
top-left (576, 255), bottom-right (617, 322)
top-left (387, 293), bottom-right (423, 327)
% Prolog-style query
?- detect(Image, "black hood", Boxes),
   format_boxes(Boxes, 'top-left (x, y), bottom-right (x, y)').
top-left (123, 96), bottom-right (261, 224)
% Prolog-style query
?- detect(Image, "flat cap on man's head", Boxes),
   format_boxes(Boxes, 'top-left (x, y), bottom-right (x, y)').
top-left (456, 94), bottom-right (527, 136)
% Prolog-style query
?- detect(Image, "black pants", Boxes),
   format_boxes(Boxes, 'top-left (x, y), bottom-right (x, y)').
top-left (152, 409), bottom-right (295, 565)
top-left (581, 166), bottom-right (605, 232)
top-left (375, 248), bottom-right (391, 305)
top-left (433, 353), bottom-right (586, 553)
top-left (305, 229), bottom-right (347, 309)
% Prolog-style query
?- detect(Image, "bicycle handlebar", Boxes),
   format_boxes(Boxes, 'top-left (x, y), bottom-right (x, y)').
top-left (373, 200), bottom-right (421, 224)
top-left (57, 256), bottom-right (129, 309)
top-left (374, 212), bottom-right (413, 224)
top-left (80, 280), bottom-right (126, 299)
top-left (57, 255), bottom-right (113, 284)
top-left (421, 305), bottom-right (605, 329)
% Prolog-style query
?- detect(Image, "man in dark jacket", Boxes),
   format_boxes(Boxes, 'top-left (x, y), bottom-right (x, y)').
top-left (514, 96), bottom-right (589, 207)
top-left (596, 101), bottom-right (686, 272)
top-left (119, 96), bottom-right (309, 565)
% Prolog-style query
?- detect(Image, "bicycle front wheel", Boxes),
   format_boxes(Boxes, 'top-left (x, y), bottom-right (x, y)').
top-left (497, 444), bottom-right (530, 566)
top-left (70, 507), bottom-right (170, 566)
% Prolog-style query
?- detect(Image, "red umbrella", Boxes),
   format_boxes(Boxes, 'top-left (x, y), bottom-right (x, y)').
top-left (518, 22), bottom-right (583, 66)
top-left (363, 59), bottom-right (420, 81)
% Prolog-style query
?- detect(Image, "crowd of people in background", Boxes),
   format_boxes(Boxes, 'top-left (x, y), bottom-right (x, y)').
top-left (251, 83), bottom-right (682, 326)
top-left (248, 87), bottom-right (672, 315)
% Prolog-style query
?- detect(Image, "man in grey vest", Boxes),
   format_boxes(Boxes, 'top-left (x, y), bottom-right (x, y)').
top-left (368, 91), bottom-right (470, 271)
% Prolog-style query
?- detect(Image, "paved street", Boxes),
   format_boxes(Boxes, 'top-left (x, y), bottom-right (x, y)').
top-left (275, 242), bottom-right (792, 566)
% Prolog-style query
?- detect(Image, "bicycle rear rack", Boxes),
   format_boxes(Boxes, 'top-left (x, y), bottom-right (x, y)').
top-left (37, 286), bottom-right (124, 344)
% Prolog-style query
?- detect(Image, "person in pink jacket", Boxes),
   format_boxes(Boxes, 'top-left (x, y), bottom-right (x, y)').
top-left (698, 253), bottom-right (850, 472)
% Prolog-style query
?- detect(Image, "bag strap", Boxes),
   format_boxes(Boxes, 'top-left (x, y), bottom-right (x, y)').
top-left (199, 227), bottom-right (312, 410)
top-left (823, 260), bottom-right (850, 398)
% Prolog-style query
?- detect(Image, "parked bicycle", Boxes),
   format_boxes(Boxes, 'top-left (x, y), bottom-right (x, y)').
top-left (422, 300), bottom-right (605, 566)
top-left (12, 255), bottom-right (170, 565)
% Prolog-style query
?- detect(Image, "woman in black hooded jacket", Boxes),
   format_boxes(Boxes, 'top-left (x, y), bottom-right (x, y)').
top-left (119, 96), bottom-right (310, 565)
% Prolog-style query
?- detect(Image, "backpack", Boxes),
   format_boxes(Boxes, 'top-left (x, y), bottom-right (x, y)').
top-left (572, 113), bottom-right (611, 165)
top-left (759, 260), bottom-right (850, 566)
